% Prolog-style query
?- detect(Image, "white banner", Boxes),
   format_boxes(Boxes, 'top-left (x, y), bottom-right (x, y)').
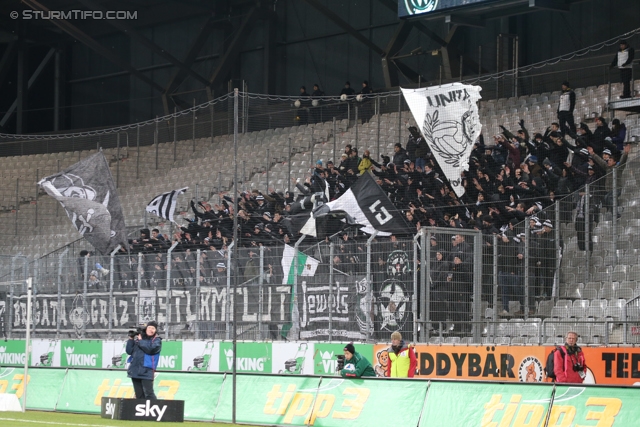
top-left (402, 83), bottom-right (482, 197)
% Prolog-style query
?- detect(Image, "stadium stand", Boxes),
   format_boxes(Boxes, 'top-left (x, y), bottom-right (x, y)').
top-left (1, 76), bottom-right (640, 345)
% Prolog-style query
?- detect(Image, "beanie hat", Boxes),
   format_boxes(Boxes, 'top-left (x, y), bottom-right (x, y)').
top-left (344, 343), bottom-right (356, 355)
top-left (528, 155), bottom-right (538, 163)
top-left (602, 149), bottom-right (612, 156)
top-left (146, 320), bottom-right (158, 329)
top-left (562, 81), bottom-right (570, 88)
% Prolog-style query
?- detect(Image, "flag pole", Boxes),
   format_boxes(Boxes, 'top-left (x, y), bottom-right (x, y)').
top-left (232, 88), bottom-right (239, 424)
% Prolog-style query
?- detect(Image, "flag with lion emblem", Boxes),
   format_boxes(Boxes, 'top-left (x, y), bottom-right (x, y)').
top-left (402, 83), bottom-right (482, 197)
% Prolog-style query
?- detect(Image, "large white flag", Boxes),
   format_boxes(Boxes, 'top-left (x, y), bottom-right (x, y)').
top-left (402, 83), bottom-right (482, 197)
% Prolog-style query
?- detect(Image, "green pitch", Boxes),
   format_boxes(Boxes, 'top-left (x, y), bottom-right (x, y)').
top-left (0, 411), bottom-right (259, 427)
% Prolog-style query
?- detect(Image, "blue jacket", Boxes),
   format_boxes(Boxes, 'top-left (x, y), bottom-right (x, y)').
top-left (126, 334), bottom-right (162, 380)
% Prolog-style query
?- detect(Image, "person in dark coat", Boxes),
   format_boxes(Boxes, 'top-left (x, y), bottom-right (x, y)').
top-left (126, 320), bottom-right (162, 399)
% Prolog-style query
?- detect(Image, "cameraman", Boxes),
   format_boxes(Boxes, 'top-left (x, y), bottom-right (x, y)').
top-left (126, 320), bottom-right (162, 399)
top-left (338, 343), bottom-right (375, 378)
top-left (553, 331), bottom-right (587, 383)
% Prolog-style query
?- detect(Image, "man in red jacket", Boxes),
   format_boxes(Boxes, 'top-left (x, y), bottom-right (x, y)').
top-left (386, 331), bottom-right (417, 378)
top-left (553, 331), bottom-right (587, 383)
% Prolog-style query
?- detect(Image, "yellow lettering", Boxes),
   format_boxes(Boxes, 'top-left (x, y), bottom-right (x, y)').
top-left (277, 384), bottom-right (297, 415)
top-left (548, 405), bottom-right (576, 427)
top-left (482, 394), bottom-right (505, 427)
top-left (332, 387), bottom-right (370, 420)
top-left (94, 379), bottom-right (111, 406)
top-left (108, 378), bottom-right (122, 397)
top-left (513, 404), bottom-right (544, 427)
top-left (283, 392), bottom-right (313, 424)
top-left (498, 395), bottom-right (521, 427)
top-left (116, 386), bottom-right (134, 398)
top-left (156, 380), bottom-right (179, 400)
top-left (11, 374), bottom-right (29, 399)
top-left (0, 379), bottom-right (8, 393)
top-left (264, 385), bottom-right (283, 415)
top-left (306, 393), bottom-right (335, 425)
top-left (576, 398), bottom-right (622, 427)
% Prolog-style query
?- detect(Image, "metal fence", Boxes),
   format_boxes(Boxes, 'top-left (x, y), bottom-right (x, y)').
top-left (3, 224), bottom-right (640, 345)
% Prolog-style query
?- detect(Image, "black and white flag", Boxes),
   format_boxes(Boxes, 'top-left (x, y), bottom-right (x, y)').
top-left (288, 173), bottom-right (411, 237)
top-left (145, 187), bottom-right (188, 222)
top-left (402, 83), bottom-right (482, 197)
top-left (38, 151), bottom-right (128, 255)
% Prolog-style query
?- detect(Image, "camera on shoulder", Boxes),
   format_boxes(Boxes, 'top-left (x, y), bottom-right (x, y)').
top-left (336, 354), bottom-right (345, 371)
top-left (128, 326), bottom-right (145, 338)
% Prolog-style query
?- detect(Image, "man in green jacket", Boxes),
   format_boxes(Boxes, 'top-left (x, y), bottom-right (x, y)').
top-left (339, 343), bottom-right (376, 378)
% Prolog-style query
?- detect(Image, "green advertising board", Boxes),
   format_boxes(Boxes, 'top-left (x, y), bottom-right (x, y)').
top-left (219, 342), bottom-right (272, 373)
top-left (154, 371), bottom-right (224, 421)
top-left (4, 366), bottom-right (640, 425)
top-left (0, 340), bottom-right (28, 366)
top-left (313, 343), bottom-right (374, 376)
top-left (57, 369), bottom-right (134, 413)
top-left (60, 340), bottom-right (102, 368)
top-left (420, 381), bottom-right (554, 427)
top-left (549, 385), bottom-right (640, 426)
top-left (156, 341), bottom-right (183, 371)
top-left (214, 374), bottom-right (321, 426)
top-left (309, 377), bottom-right (427, 427)
top-left (56, 367), bottom-right (225, 418)
top-left (0, 367), bottom-right (67, 410)
top-left (215, 374), bottom-right (427, 426)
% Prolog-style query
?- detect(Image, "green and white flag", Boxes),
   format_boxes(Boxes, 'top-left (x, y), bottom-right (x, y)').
top-left (280, 245), bottom-right (319, 338)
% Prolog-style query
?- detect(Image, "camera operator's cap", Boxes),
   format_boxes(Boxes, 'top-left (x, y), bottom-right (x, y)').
top-left (146, 320), bottom-right (158, 329)
top-left (344, 343), bottom-right (355, 355)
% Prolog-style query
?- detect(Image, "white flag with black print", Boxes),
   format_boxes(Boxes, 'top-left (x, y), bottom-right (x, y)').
top-left (402, 83), bottom-right (482, 197)
top-left (146, 187), bottom-right (188, 222)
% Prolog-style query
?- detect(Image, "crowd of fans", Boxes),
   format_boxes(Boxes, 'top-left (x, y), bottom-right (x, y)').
top-left (114, 79), bottom-right (633, 319)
